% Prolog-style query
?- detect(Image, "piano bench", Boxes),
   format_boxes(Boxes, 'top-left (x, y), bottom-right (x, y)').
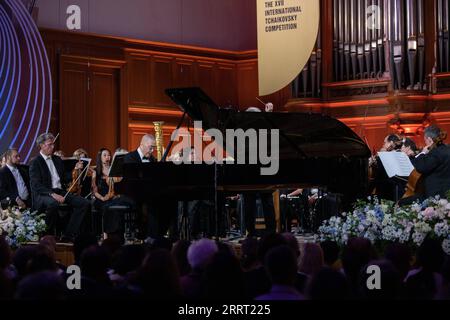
top-left (103, 205), bottom-right (136, 241)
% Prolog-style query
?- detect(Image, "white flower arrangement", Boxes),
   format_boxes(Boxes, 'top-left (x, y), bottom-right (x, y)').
top-left (318, 196), bottom-right (450, 254)
top-left (0, 206), bottom-right (47, 248)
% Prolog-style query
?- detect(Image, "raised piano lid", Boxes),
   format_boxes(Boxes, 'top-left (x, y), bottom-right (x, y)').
top-left (165, 87), bottom-right (371, 160)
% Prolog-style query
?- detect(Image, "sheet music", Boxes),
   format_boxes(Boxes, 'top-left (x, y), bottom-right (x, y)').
top-left (80, 158), bottom-right (91, 180)
top-left (108, 152), bottom-right (127, 177)
top-left (378, 152), bottom-right (414, 178)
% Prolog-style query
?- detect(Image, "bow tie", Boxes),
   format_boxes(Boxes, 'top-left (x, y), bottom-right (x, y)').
top-left (143, 156), bottom-right (151, 161)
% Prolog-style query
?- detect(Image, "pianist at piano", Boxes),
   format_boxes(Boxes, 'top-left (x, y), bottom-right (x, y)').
top-left (124, 134), bottom-right (179, 242)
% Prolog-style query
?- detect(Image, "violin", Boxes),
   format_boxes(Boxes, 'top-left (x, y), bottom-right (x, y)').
top-left (70, 150), bottom-right (93, 196)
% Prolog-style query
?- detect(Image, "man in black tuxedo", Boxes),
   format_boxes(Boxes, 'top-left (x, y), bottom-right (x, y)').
top-left (124, 134), bottom-right (178, 242)
top-left (124, 134), bottom-right (157, 164)
top-left (0, 149), bottom-right (31, 209)
top-left (412, 125), bottom-right (450, 199)
top-left (29, 133), bottom-right (90, 242)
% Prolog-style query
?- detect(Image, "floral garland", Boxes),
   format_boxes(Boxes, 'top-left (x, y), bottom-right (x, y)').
top-left (0, 207), bottom-right (47, 248)
top-left (317, 196), bottom-right (450, 255)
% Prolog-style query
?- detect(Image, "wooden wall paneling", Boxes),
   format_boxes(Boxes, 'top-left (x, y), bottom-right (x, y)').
top-left (44, 41), bottom-right (60, 136)
top-left (151, 55), bottom-right (174, 108)
top-left (60, 55), bottom-right (125, 158)
top-left (215, 62), bottom-right (237, 107)
top-left (88, 66), bottom-right (120, 157)
top-left (173, 58), bottom-right (195, 88)
top-left (128, 123), bottom-right (178, 155)
top-left (237, 61), bottom-right (258, 108)
top-left (340, 117), bottom-right (392, 152)
top-left (120, 62), bottom-right (129, 149)
top-left (127, 52), bottom-right (151, 107)
top-left (362, 126), bottom-right (392, 152)
top-left (128, 125), bottom-right (153, 151)
top-left (59, 57), bottom-right (89, 156)
top-left (195, 60), bottom-right (216, 101)
top-left (434, 113), bottom-right (450, 143)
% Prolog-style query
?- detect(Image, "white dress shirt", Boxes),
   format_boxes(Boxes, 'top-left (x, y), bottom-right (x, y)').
top-left (6, 164), bottom-right (29, 200)
top-left (137, 147), bottom-right (150, 163)
top-left (40, 152), bottom-right (62, 189)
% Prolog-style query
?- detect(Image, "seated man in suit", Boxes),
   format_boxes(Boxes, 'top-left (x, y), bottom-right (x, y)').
top-left (29, 133), bottom-right (90, 242)
top-left (0, 148), bottom-right (31, 209)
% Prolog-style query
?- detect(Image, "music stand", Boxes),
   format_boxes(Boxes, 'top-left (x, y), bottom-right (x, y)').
top-left (108, 152), bottom-right (127, 177)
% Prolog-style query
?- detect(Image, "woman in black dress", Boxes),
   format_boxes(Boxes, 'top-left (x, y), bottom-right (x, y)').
top-left (92, 148), bottom-right (134, 239)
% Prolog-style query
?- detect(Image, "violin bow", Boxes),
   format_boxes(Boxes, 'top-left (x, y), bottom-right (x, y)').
top-left (64, 164), bottom-right (89, 199)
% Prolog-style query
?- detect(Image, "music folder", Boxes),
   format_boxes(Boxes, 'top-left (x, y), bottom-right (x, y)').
top-left (377, 152), bottom-right (414, 178)
top-left (62, 157), bottom-right (91, 180)
top-left (108, 152), bottom-right (127, 177)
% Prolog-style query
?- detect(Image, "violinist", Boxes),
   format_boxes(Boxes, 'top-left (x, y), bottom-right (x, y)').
top-left (401, 138), bottom-right (419, 160)
top-left (371, 134), bottom-right (404, 201)
top-left (411, 126), bottom-right (450, 199)
top-left (70, 148), bottom-right (94, 198)
top-left (29, 133), bottom-right (90, 242)
top-left (92, 148), bottom-right (134, 239)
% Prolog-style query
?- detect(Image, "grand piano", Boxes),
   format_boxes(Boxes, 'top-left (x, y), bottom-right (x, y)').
top-left (121, 87), bottom-right (371, 232)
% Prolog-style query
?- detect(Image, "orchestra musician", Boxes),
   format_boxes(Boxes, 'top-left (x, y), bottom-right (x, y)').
top-left (92, 148), bottom-right (135, 240)
top-left (401, 138), bottom-right (419, 160)
top-left (0, 149), bottom-right (31, 209)
top-left (370, 134), bottom-right (405, 201)
top-left (71, 148), bottom-right (93, 197)
top-left (409, 126), bottom-right (450, 200)
top-left (29, 133), bottom-right (90, 242)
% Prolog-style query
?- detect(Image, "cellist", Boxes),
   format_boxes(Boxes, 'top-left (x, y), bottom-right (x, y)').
top-left (407, 126), bottom-right (450, 201)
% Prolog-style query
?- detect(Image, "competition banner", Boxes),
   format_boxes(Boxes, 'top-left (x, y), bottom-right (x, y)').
top-left (257, 0), bottom-right (320, 96)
